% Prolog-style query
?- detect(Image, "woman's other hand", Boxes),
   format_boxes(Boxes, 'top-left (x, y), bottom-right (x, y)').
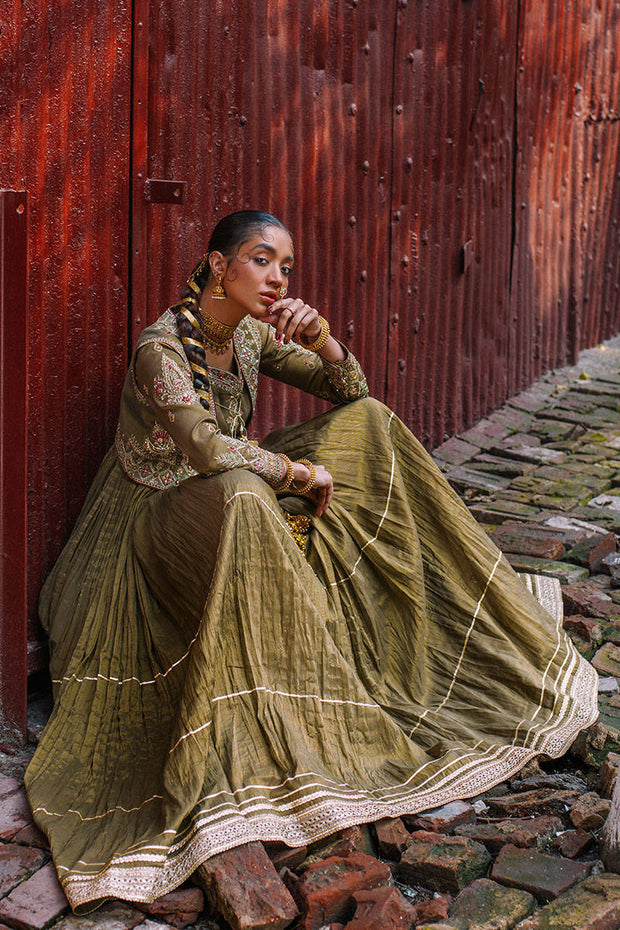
top-left (291, 461), bottom-right (333, 517)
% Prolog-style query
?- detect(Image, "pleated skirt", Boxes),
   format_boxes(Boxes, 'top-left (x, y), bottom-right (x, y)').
top-left (25, 398), bottom-right (598, 912)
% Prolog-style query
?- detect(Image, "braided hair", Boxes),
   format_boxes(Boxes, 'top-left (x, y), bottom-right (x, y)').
top-left (171, 211), bottom-right (290, 410)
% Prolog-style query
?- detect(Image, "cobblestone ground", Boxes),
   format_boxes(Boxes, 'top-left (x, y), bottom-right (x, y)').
top-left (3, 337), bottom-right (620, 929)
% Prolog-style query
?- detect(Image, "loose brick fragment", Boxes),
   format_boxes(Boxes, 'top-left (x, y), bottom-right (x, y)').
top-left (265, 843), bottom-right (307, 872)
top-left (293, 852), bottom-right (390, 930)
top-left (491, 844), bottom-right (590, 902)
top-left (404, 800), bottom-right (475, 834)
top-left (0, 844), bottom-right (47, 897)
top-left (344, 885), bottom-right (418, 929)
top-left (194, 842), bottom-right (298, 930)
top-left (302, 826), bottom-right (375, 871)
top-left (553, 829), bottom-right (593, 859)
top-left (599, 751), bottom-right (620, 798)
top-left (569, 792), bottom-right (611, 831)
top-left (0, 862), bottom-right (68, 929)
top-left (490, 523), bottom-right (567, 559)
top-left (0, 774), bottom-right (20, 798)
top-left (484, 788), bottom-right (580, 818)
top-left (397, 830), bottom-right (490, 895)
top-left (566, 532), bottom-right (616, 572)
top-left (455, 815), bottom-right (562, 853)
top-left (409, 893), bottom-right (451, 925)
top-left (593, 643), bottom-right (620, 678)
top-left (448, 878), bottom-right (535, 929)
top-left (515, 872), bottom-right (620, 929)
top-left (135, 887), bottom-right (204, 928)
top-left (562, 583), bottom-right (620, 619)
top-left (373, 817), bottom-right (410, 860)
top-left (563, 615), bottom-right (603, 649)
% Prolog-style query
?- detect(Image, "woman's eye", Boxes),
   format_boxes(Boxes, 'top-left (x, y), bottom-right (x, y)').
top-left (282, 266), bottom-right (293, 277)
top-left (253, 256), bottom-right (268, 266)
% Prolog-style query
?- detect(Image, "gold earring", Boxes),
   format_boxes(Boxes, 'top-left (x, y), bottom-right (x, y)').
top-left (211, 273), bottom-right (226, 300)
top-left (279, 285), bottom-right (287, 298)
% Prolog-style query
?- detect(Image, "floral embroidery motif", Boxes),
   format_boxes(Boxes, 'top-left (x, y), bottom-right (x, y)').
top-left (214, 439), bottom-right (287, 486)
top-left (152, 353), bottom-right (198, 408)
top-left (234, 319), bottom-right (261, 412)
top-left (115, 423), bottom-right (198, 491)
top-left (322, 354), bottom-right (369, 401)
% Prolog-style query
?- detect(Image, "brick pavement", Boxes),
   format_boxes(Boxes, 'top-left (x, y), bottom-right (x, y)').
top-left (3, 337), bottom-right (620, 928)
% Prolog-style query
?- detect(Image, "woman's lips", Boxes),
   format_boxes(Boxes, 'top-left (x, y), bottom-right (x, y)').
top-left (260, 293), bottom-right (277, 305)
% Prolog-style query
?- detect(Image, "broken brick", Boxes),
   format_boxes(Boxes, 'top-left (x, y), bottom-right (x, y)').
top-left (293, 852), bottom-right (390, 930)
top-left (454, 815), bottom-right (562, 853)
top-left (0, 790), bottom-right (35, 842)
top-left (593, 643), bottom-right (620, 678)
top-left (396, 830), bottom-right (490, 895)
top-left (490, 524), bottom-right (566, 560)
top-left (515, 873), bottom-right (620, 929)
top-left (373, 818), bottom-right (410, 860)
top-left (135, 887), bottom-right (204, 929)
top-left (490, 844), bottom-right (590, 902)
top-left (343, 885), bottom-right (417, 930)
top-left (553, 829), bottom-right (593, 858)
top-left (484, 788), bottom-right (580, 818)
top-left (566, 532), bottom-right (617, 572)
top-left (562, 583), bottom-right (620, 620)
top-left (569, 792), bottom-right (611, 831)
top-left (599, 751), bottom-right (620, 798)
top-left (194, 842), bottom-right (298, 930)
top-left (404, 800), bottom-right (475, 834)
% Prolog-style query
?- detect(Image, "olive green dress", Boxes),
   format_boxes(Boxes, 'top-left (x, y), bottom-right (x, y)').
top-left (25, 310), bottom-right (598, 913)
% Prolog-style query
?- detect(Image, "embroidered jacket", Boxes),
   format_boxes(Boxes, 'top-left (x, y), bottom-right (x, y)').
top-left (115, 310), bottom-right (369, 491)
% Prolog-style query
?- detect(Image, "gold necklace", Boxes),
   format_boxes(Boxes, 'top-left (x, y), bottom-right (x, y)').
top-left (199, 309), bottom-right (236, 355)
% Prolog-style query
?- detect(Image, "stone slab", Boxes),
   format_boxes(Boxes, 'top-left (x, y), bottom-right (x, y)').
top-left (490, 525), bottom-right (566, 560)
top-left (433, 437), bottom-right (481, 466)
top-left (0, 790), bottom-right (35, 842)
top-left (484, 788), bottom-right (581, 818)
top-left (504, 555), bottom-right (589, 585)
top-left (448, 878), bottom-right (536, 930)
top-left (514, 873), bottom-right (620, 929)
top-left (593, 643), bottom-right (620, 678)
top-left (0, 862), bottom-right (68, 929)
top-left (491, 844), bottom-right (590, 903)
top-left (0, 844), bottom-right (47, 897)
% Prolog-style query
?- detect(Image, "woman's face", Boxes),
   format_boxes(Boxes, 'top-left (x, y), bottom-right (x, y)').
top-left (221, 225), bottom-right (295, 318)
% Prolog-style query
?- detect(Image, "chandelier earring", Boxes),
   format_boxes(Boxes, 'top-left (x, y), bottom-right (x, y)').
top-left (211, 273), bottom-right (226, 300)
top-left (279, 285), bottom-right (288, 299)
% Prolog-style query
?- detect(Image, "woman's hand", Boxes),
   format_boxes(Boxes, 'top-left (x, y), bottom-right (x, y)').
top-left (264, 298), bottom-right (322, 346)
top-left (292, 462), bottom-right (333, 517)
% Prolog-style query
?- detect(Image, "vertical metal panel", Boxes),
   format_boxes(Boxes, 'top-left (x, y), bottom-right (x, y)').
top-left (0, 191), bottom-right (28, 738)
top-left (388, 2), bottom-right (518, 446)
top-left (133, 0), bottom-right (395, 435)
top-left (0, 1), bottom-right (132, 675)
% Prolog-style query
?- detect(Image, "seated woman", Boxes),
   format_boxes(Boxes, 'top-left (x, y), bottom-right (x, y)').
top-left (25, 210), bottom-right (598, 914)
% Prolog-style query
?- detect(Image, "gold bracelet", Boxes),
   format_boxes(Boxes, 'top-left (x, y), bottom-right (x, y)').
top-left (273, 454), bottom-right (295, 492)
top-left (295, 459), bottom-right (317, 495)
top-left (301, 316), bottom-right (330, 353)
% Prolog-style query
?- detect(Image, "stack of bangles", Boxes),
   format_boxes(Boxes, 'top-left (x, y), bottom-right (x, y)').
top-left (274, 455), bottom-right (317, 495)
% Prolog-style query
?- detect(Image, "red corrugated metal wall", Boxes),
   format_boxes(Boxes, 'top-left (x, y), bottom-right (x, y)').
top-left (0, 1), bottom-right (132, 682)
top-left (2, 0), bottom-right (620, 720)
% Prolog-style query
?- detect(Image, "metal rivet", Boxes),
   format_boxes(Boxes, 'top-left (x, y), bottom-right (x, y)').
top-left (360, 270), bottom-right (367, 282)
top-left (349, 103), bottom-right (357, 115)
top-left (407, 52), bottom-right (414, 62)
top-left (398, 359), bottom-right (406, 372)
top-left (394, 210), bottom-right (401, 222)
top-left (395, 104), bottom-right (403, 115)
top-left (240, 115), bottom-right (247, 126)
top-left (401, 256), bottom-right (409, 266)
top-left (349, 216), bottom-right (356, 226)
top-left (363, 43), bottom-right (370, 55)
top-left (405, 156), bottom-right (413, 169)
top-left (16, 203), bottom-right (24, 215)
top-left (392, 314), bottom-right (399, 324)
top-left (362, 160), bottom-right (370, 174)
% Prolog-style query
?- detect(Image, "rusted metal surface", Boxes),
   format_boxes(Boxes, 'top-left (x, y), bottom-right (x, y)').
top-left (0, 1), bottom-right (132, 679)
top-left (0, 192), bottom-right (28, 737)
top-left (132, 0), bottom-right (395, 430)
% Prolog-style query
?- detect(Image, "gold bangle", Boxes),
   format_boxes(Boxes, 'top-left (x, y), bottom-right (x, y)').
top-left (301, 316), bottom-right (330, 353)
top-left (295, 458), bottom-right (317, 495)
top-left (273, 454), bottom-right (295, 492)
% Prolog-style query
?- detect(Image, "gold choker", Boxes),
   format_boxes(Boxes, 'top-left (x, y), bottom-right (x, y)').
top-left (199, 310), bottom-right (236, 355)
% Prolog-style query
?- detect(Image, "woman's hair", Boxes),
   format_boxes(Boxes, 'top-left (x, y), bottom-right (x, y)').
top-left (172, 210), bottom-right (290, 411)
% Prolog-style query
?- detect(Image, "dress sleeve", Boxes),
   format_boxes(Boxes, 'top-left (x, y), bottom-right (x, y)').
top-left (256, 320), bottom-right (369, 403)
top-left (134, 342), bottom-right (288, 488)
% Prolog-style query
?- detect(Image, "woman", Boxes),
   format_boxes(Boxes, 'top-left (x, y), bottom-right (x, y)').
top-left (26, 211), bottom-right (598, 913)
